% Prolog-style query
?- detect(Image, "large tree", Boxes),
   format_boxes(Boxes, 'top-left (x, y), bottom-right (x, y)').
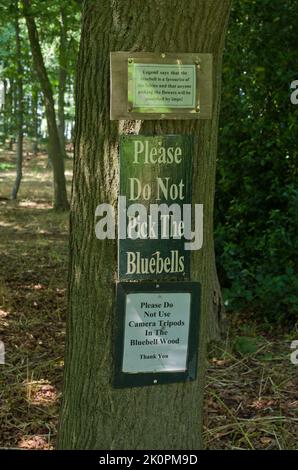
top-left (58, 0), bottom-right (231, 450)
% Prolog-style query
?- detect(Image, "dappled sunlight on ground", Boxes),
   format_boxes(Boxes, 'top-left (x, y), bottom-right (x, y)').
top-left (18, 201), bottom-right (52, 209)
top-left (18, 435), bottom-right (52, 450)
top-left (24, 379), bottom-right (58, 406)
top-left (0, 308), bottom-right (9, 318)
top-left (0, 150), bottom-right (72, 205)
top-left (0, 149), bottom-right (71, 449)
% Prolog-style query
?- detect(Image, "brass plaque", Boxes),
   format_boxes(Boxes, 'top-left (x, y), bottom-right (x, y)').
top-left (110, 52), bottom-right (212, 120)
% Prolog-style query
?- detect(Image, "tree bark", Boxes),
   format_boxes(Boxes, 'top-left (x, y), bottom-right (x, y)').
top-left (21, 0), bottom-right (69, 210)
top-left (58, 0), bottom-right (231, 450)
top-left (11, 2), bottom-right (23, 200)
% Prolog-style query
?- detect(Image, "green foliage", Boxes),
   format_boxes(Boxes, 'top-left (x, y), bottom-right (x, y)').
top-left (234, 336), bottom-right (260, 355)
top-left (0, 161), bottom-right (15, 170)
top-left (215, 0), bottom-right (298, 325)
top-left (0, 0), bottom-right (80, 144)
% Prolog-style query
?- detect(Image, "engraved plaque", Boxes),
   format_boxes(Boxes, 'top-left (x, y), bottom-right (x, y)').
top-left (128, 62), bottom-right (197, 112)
top-left (110, 52), bottom-right (212, 120)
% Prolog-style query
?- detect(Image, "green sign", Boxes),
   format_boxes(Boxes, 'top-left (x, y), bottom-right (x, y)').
top-left (114, 282), bottom-right (201, 388)
top-left (119, 135), bottom-right (193, 281)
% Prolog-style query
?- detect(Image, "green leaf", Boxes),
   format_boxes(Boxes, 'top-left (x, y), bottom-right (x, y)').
top-left (234, 336), bottom-right (259, 355)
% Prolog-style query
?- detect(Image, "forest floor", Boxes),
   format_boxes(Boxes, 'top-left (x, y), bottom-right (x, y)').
top-left (0, 149), bottom-right (297, 450)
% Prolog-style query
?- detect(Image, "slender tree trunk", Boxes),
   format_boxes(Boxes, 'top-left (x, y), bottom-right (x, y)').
top-left (31, 84), bottom-right (39, 155)
top-left (21, 0), bottom-right (69, 210)
top-left (5, 79), bottom-right (14, 150)
top-left (0, 79), bottom-right (7, 145)
top-left (58, 0), bottom-right (231, 450)
top-left (11, 3), bottom-right (23, 200)
top-left (58, 6), bottom-right (67, 157)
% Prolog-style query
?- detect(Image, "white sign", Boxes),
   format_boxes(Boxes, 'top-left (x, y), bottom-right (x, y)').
top-left (131, 64), bottom-right (196, 108)
top-left (122, 292), bottom-right (191, 373)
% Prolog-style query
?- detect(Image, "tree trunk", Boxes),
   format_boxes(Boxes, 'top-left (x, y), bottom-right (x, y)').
top-left (11, 3), bottom-right (23, 200)
top-left (58, 6), bottom-right (67, 157)
top-left (58, 0), bottom-right (231, 450)
top-left (0, 79), bottom-right (7, 145)
top-left (4, 79), bottom-right (14, 150)
top-left (31, 83), bottom-right (39, 155)
top-left (21, 0), bottom-right (69, 211)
